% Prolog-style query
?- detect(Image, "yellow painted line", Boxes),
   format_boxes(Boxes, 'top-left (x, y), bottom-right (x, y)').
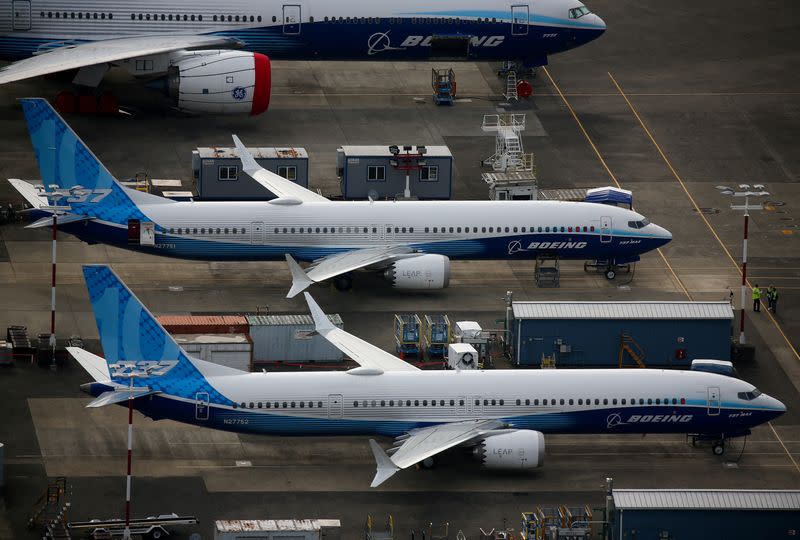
top-left (608, 71), bottom-right (800, 362)
top-left (770, 422), bottom-right (800, 475)
top-left (542, 67), bottom-right (692, 300)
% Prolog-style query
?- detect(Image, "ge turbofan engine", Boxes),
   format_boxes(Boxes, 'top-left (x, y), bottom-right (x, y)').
top-left (473, 430), bottom-right (545, 469)
top-left (383, 254), bottom-right (451, 290)
top-left (168, 50), bottom-right (271, 115)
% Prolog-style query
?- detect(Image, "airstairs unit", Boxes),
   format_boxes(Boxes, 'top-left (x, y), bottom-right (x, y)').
top-left (481, 114), bottom-right (532, 172)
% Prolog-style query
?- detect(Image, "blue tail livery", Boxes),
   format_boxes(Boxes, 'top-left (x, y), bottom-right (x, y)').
top-left (80, 264), bottom-right (237, 405)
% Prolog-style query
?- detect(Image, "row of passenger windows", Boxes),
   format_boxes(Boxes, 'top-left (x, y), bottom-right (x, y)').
top-left (322, 16), bottom-right (500, 24)
top-left (41, 11), bottom-right (113, 19)
top-left (129, 13), bottom-right (262, 22)
top-left (166, 225), bottom-right (598, 236)
top-left (234, 397), bottom-right (688, 409)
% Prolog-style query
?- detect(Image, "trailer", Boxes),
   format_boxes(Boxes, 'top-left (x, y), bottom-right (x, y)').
top-left (68, 513), bottom-right (198, 539)
top-left (394, 314), bottom-right (421, 358)
top-left (422, 314), bottom-right (451, 358)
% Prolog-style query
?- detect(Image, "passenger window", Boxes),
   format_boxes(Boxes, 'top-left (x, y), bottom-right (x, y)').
top-left (612, 398), bottom-right (617, 405)
top-left (559, 399), bottom-right (565, 405)
top-left (525, 399), bottom-right (530, 405)
top-left (569, 399), bottom-right (574, 405)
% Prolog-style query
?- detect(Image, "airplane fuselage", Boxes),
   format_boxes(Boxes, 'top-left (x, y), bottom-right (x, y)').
top-left (0, 0), bottom-right (606, 65)
top-left (85, 367), bottom-right (785, 438)
top-left (56, 199), bottom-right (671, 263)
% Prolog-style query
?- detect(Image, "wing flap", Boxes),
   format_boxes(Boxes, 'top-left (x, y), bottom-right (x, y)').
top-left (0, 35), bottom-right (241, 84)
top-left (304, 293), bottom-right (419, 372)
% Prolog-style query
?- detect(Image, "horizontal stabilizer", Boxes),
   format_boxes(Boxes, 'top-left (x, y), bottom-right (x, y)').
top-left (369, 439), bottom-right (400, 488)
top-left (8, 178), bottom-right (49, 208)
top-left (87, 388), bottom-right (159, 408)
top-left (27, 213), bottom-right (93, 229)
top-left (67, 347), bottom-right (110, 382)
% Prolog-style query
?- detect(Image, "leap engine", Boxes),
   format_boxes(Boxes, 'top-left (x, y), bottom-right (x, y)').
top-left (167, 50), bottom-right (271, 115)
top-left (383, 254), bottom-right (451, 290)
top-left (473, 430), bottom-right (546, 469)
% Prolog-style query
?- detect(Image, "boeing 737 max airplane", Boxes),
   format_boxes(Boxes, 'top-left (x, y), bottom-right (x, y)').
top-left (0, 0), bottom-right (605, 114)
top-left (10, 98), bottom-right (672, 296)
top-left (70, 265), bottom-right (786, 487)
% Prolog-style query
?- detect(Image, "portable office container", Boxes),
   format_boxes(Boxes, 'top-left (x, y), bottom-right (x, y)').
top-left (510, 301), bottom-right (733, 368)
top-left (337, 145), bottom-right (453, 200)
top-left (215, 519), bottom-right (341, 540)
top-left (158, 315), bottom-right (249, 335)
top-left (246, 314), bottom-right (344, 363)
top-left (193, 146), bottom-right (309, 200)
top-left (173, 334), bottom-right (253, 371)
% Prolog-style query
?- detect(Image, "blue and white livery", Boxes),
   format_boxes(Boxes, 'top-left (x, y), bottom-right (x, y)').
top-left (0, 0), bottom-right (606, 114)
top-left (71, 265), bottom-right (786, 486)
top-left (10, 97), bottom-right (672, 296)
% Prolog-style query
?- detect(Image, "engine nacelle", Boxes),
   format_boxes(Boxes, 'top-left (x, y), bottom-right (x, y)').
top-left (474, 430), bottom-right (545, 469)
top-left (384, 254), bottom-right (450, 290)
top-left (168, 50), bottom-right (271, 115)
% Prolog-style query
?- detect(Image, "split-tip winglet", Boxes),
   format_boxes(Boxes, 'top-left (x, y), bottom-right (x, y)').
top-left (303, 291), bottom-right (336, 332)
top-left (286, 254), bottom-right (314, 298)
top-left (368, 439), bottom-right (400, 488)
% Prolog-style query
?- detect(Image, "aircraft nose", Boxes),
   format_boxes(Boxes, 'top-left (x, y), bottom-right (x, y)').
top-left (590, 14), bottom-right (606, 32)
top-left (768, 395), bottom-right (787, 416)
top-left (651, 224), bottom-right (672, 246)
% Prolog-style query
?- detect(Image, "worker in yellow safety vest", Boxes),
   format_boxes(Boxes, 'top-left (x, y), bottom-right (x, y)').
top-left (752, 284), bottom-right (762, 312)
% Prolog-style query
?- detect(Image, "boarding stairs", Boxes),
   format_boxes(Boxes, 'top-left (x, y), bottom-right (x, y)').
top-left (618, 332), bottom-right (646, 368)
top-left (482, 114), bottom-right (532, 172)
top-left (504, 68), bottom-right (519, 101)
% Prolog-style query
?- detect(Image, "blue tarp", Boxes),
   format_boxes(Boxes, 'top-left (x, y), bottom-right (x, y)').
top-left (585, 186), bottom-right (633, 208)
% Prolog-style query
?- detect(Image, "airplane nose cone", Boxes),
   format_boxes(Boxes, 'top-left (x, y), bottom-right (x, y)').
top-left (770, 396), bottom-right (787, 416)
top-left (652, 225), bottom-right (672, 246)
top-left (591, 14), bottom-right (606, 32)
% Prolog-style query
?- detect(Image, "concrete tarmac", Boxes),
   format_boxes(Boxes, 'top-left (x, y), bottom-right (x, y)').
top-left (1, 0), bottom-right (800, 537)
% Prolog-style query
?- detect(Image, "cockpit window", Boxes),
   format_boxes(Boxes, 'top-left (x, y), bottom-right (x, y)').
top-left (737, 388), bottom-right (762, 401)
top-left (627, 219), bottom-right (649, 229)
top-left (569, 6), bottom-right (591, 18)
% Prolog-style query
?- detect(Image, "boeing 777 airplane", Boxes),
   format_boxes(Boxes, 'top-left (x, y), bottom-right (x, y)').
top-left (70, 265), bottom-right (786, 487)
top-left (10, 98), bottom-right (672, 296)
top-left (0, 0), bottom-right (606, 115)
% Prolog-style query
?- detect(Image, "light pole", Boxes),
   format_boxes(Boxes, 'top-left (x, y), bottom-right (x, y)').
top-left (716, 184), bottom-right (769, 344)
top-left (389, 145), bottom-right (427, 199)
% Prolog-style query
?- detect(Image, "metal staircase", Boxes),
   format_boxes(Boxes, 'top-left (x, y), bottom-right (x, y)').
top-left (504, 67), bottom-right (519, 101)
top-left (618, 332), bottom-right (646, 368)
top-left (482, 114), bottom-right (531, 172)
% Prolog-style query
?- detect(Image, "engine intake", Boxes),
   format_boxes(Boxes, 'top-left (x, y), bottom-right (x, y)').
top-left (384, 254), bottom-right (450, 290)
top-left (168, 50), bottom-right (271, 115)
top-left (474, 430), bottom-right (545, 469)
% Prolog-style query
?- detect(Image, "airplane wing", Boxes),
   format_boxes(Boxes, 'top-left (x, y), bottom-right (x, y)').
top-left (0, 34), bottom-right (242, 85)
top-left (368, 419), bottom-right (507, 487)
top-left (285, 246), bottom-right (413, 298)
top-left (232, 135), bottom-right (329, 203)
top-left (303, 292), bottom-right (420, 372)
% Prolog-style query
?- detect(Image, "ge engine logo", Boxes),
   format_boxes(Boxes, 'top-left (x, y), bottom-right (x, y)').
top-left (231, 87), bottom-right (247, 100)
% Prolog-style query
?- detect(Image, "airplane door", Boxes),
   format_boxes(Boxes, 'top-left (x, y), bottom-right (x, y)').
top-left (384, 224), bottom-right (395, 242)
top-left (600, 216), bottom-right (613, 243)
top-left (707, 387), bottom-right (720, 416)
top-left (457, 396), bottom-right (466, 415)
top-left (467, 395), bottom-right (483, 416)
top-left (250, 221), bottom-right (264, 244)
top-left (328, 394), bottom-right (343, 419)
top-left (12, 0), bottom-right (32, 31)
top-left (195, 392), bottom-right (210, 421)
top-left (283, 4), bottom-right (301, 35)
top-left (511, 5), bottom-right (529, 36)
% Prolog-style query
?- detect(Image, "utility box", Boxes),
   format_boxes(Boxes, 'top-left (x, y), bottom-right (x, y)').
top-left (448, 343), bottom-right (479, 370)
top-left (453, 321), bottom-right (489, 367)
top-left (395, 313), bottom-right (422, 357)
top-left (483, 170), bottom-right (538, 200)
top-left (193, 147), bottom-right (309, 200)
top-left (215, 519), bottom-right (341, 540)
top-left (246, 314), bottom-right (344, 363)
top-left (337, 145), bottom-right (453, 200)
top-left (173, 334), bottom-right (253, 371)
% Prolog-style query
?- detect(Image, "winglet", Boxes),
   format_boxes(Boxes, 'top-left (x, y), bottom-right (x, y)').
top-left (303, 292), bottom-right (336, 332)
top-left (232, 134), bottom-right (261, 176)
top-left (286, 254), bottom-right (315, 298)
top-left (368, 439), bottom-right (400, 488)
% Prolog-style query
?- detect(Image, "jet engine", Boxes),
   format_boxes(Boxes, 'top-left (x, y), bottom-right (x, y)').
top-left (383, 254), bottom-right (451, 290)
top-left (474, 430), bottom-right (545, 469)
top-left (167, 50), bottom-right (271, 115)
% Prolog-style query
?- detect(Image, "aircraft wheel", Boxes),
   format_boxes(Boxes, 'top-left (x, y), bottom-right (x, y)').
top-left (334, 274), bottom-right (353, 291)
top-left (605, 269), bottom-right (616, 280)
top-left (712, 442), bottom-right (725, 456)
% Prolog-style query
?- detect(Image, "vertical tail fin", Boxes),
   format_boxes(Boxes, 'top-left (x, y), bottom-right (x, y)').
top-left (82, 265), bottom-right (236, 403)
top-left (20, 97), bottom-right (117, 190)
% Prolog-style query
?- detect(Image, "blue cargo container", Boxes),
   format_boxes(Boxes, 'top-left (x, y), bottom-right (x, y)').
top-left (510, 301), bottom-right (733, 368)
top-left (611, 489), bottom-right (800, 540)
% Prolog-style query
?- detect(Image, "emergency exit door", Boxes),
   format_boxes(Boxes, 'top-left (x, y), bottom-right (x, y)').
top-left (12, 0), bottom-right (31, 31)
top-left (707, 387), bottom-right (720, 416)
top-left (283, 4), bottom-right (301, 34)
top-left (250, 221), bottom-right (264, 244)
top-left (328, 394), bottom-right (343, 419)
top-left (511, 4), bottom-right (529, 36)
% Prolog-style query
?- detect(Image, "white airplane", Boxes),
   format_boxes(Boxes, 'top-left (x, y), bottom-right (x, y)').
top-left (10, 98), bottom-right (671, 296)
top-left (71, 265), bottom-right (786, 487)
top-left (0, 0), bottom-right (606, 114)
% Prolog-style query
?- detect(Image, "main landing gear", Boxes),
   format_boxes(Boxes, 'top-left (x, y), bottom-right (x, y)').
top-left (333, 273), bottom-right (353, 292)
